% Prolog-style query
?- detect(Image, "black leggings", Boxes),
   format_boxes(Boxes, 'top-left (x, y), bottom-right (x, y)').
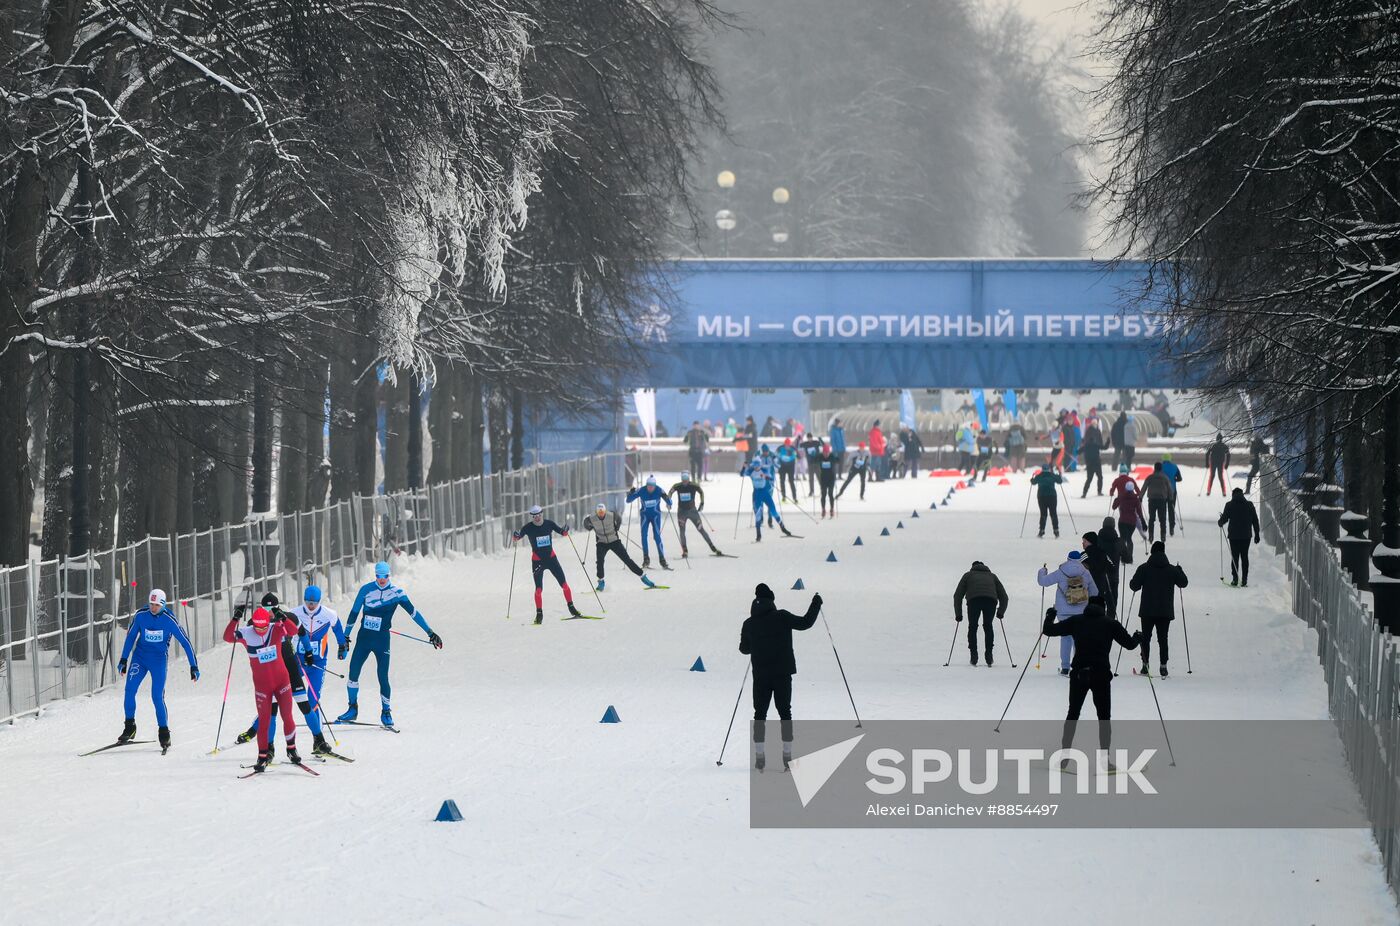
top-left (838, 467), bottom-right (866, 499)
top-left (779, 464), bottom-right (798, 500)
top-left (1140, 614), bottom-right (1170, 666)
top-left (966, 598), bottom-right (996, 654)
top-left (1063, 666), bottom-right (1113, 751)
top-left (820, 480), bottom-right (836, 514)
top-left (677, 509), bottom-right (716, 553)
top-left (752, 673), bottom-right (793, 743)
top-left (1229, 536), bottom-right (1251, 582)
top-left (595, 540), bottom-right (642, 579)
top-left (1037, 496), bottom-right (1059, 533)
top-left (1082, 461), bottom-right (1102, 496)
top-left (1147, 498), bottom-right (1169, 541)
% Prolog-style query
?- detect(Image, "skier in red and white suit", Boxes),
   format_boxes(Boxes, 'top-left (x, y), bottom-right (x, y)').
top-left (224, 606), bottom-right (312, 772)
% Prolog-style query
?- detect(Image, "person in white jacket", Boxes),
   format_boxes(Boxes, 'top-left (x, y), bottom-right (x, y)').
top-left (1037, 552), bottom-right (1100, 676)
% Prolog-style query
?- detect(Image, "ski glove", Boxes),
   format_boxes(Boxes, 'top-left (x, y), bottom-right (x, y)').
top-left (811, 593), bottom-right (823, 610)
top-left (233, 604), bottom-right (246, 619)
top-left (190, 666), bottom-right (200, 682)
top-left (302, 651), bottom-right (316, 668)
top-left (337, 642), bottom-right (349, 660)
top-left (955, 614), bottom-right (963, 622)
top-left (428, 632), bottom-right (443, 650)
top-left (118, 659), bottom-right (128, 675)
top-left (1045, 607), bottom-right (1058, 620)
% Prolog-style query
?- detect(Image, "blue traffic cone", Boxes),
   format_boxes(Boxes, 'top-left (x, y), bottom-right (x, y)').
top-left (826, 551), bottom-right (838, 563)
top-left (690, 657), bottom-right (706, 672)
top-left (930, 501), bottom-right (938, 509)
top-left (880, 527), bottom-right (890, 537)
top-left (600, 705), bottom-right (621, 723)
top-left (792, 578), bottom-right (805, 590)
top-left (912, 510), bottom-right (921, 518)
top-left (852, 536), bottom-right (864, 546)
top-left (435, 800), bottom-right (463, 822)
top-left (896, 521), bottom-right (905, 529)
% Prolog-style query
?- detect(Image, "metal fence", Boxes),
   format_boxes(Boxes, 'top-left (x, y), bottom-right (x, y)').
top-left (1259, 459), bottom-right (1400, 894)
top-left (0, 452), bottom-right (633, 725)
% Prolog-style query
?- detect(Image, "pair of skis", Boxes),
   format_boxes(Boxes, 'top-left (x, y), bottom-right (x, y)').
top-left (79, 739), bottom-right (156, 757)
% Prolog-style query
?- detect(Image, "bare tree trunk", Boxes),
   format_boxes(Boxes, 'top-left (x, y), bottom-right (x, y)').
top-left (427, 363), bottom-right (454, 484)
top-left (510, 389), bottom-right (526, 469)
top-left (487, 387), bottom-right (509, 474)
top-left (279, 364), bottom-right (308, 514)
top-left (251, 373), bottom-right (272, 513)
top-left (407, 372), bottom-right (424, 490)
top-left (383, 376), bottom-right (409, 493)
top-left (39, 368), bottom-right (74, 561)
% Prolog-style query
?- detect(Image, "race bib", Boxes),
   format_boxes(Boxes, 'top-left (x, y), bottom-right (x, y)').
top-left (143, 629), bottom-right (165, 643)
top-left (679, 493), bottom-right (692, 502)
top-left (644, 500), bottom-right (658, 510)
top-left (256, 645), bottom-right (278, 664)
top-left (822, 461), bottom-right (832, 470)
top-left (362, 615), bottom-right (383, 631)
top-left (535, 536), bottom-right (551, 548)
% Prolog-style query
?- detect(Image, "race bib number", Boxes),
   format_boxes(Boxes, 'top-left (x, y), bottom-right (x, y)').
top-left (256, 645), bottom-right (278, 664)
top-left (644, 500), bottom-right (658, 510)
top-left (679, 493), bottom-right (692, 502)
top-left (143, 629), bottom-right (165, 643)
top-left (362, 615), bottom-right (383, 631)
top-left (535, 536), bottom-right (551, 548)
top-left (822, 461), bottom-right (832, 470)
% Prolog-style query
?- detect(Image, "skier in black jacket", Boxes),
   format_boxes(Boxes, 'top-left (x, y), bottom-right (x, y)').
top-left (739, 584), bottom-right (822, 771)
top-left (952, 561), bottom-right (1009, 665)
top-left (1245, 435), bottom-right (1269, 494)
top-left (1128, 541), bottom-right (1189, 676)
top-left (1079, 532), bottom-right (1114, 617)
top-left (1218, 488), bottom-right (1261, 586)
top-left (1043, 599), bottom-right (1142, 761)
top-left (1094, 518), bottom-right (1122, 617)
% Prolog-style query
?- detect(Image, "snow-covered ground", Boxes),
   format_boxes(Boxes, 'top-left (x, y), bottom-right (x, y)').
top-left (2, 466), bottom-right (1395, 925)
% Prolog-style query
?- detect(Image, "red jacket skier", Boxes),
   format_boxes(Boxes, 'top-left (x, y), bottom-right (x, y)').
top-left (224, 606), bottom-right (312, 771)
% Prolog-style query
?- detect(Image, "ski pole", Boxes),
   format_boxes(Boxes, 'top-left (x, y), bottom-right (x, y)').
top-left (1058, 481), bottom-right (1079, 533)
top-left (995, 628), bottom-right (1045, 732)
top-left (820, 606), bottom-right (862, 727)
top-left (1036, 570), bottom-right (1048, 666)
top-left (505, 541), bottom-right (519, 620)
top-left (317, 664), bottom-right (346, 679)
top-left (1113, 589), bottom-right (1138, 676)
top-left (1144, 668), bottom-right (1177, 766)
top-left (297, 659), bottom-right (339, 747)
top-left (997, 615), bottom-right (1017, 667)
top-left (716, 661), bottom-right (750, 766)
top-left (565, 531), bottom-right (606, 614)
top-left (388, 629), bottom-right (433, 645)
top-left (943, 619), bottom-right (960, 667)
top-left (1018, 485), bottom-right (1033, 538)
top-left (210, 587), bottom-right (253, 755)
top-left (733, 475), bottom-right (747, 540)
top-left (1178, 581), bottom-right (1193, 674)
top-left (1218, 526), bottom-right (1225, 582)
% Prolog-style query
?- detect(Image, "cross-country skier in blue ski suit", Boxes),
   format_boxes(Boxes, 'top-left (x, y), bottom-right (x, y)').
top-left (336, 562), bottom-right (443, 728)
top-left (116, 588), bottom-right (199, 749)
top-left (252, 585), bottom-right (346, 755)
top-left (626, 475), bottom-right (672, 569)
top-left (742, 451), bottom-right (794, 542)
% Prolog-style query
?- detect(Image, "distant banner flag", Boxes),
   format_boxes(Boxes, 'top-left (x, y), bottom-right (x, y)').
top-left (971, 389), bottom-right (989, 432)
top-left (900, 390), bottom-right (916, 429)
top-left (632, 389), bottom-right (656, 439)
top-left (1005, 389), bottom-right (1018, 420)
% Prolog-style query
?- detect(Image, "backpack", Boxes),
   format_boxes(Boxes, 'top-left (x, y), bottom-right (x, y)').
top-left (1064, 572), bottom-right (1089, 607)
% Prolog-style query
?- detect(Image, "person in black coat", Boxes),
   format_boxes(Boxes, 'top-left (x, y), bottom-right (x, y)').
top-left (1080, 531), bottom-right (1114, 617)
top-left (1095, 517), bottom-right (1122, 615)
top-left (1218, 488), bottom-right (1261, 586)
top-left (1043, 598), bottom-right (1142, 760)
top-left (1128, 541), bottom-right (1189, 676)
top-left (739, 584), bottom-right (822, 771)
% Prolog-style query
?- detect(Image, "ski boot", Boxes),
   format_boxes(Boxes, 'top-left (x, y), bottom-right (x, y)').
top-left (1037, 531), bottom-right (1044, 538)
top-left (681, 549), bottom-right (688, 559)
top-left (782, 746), bottom-right (793, 772)
top-left (1159, 665), bottom-right (1168, 678)
top-left (116, 718), bottom-right (137, 745)
top-left (252, 749), bottom-right (272, 773)
top-left (970, 651), bottom-right (978, 667)
top-left (1054, 530), bottom-right (1060, 538)
top-left (313, 732), bottom-right (333, 755)
top-left (780, 523), bottom-right (794, 537)
top-left (158, 726), bottom-right (171, 752)
top-left (986, 650), bottom-right (994, 667)
top-left (711, 548), bottom-right (725, 557)
top-left (1059, 667), bottom-right (1070, 677)
top-left (336, 702), bottom-right (358, 723)
top-left (567, 602), bottom-right (582, 619)
top-left (267, 743), bottom-right (276, 762)
top-left (381, 708), bottom-right (394, 728)
top-left (1141, 660), bottom-right (1150, 676)
top-left (235, 721), bottom-right (258, 744)
top-left (755, 750), bottom-right (766, 772)
top-left (642, 557), bottom-right (651, 569)
top-left (641, 575), bottom-right (656, 588)
top-left (287, 743), bottom-right (302, 765)
top-left (596, 578), bottom-right (606, 592)
top-left (659, 556), bottom-right (671, 570)
top-left (534, 608), bottom-right (544, 625)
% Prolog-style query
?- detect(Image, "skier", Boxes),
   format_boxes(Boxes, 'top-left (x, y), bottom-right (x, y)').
top-left (952, 561), bottom-right (1008, 666)
top-left (511, 507), bottom-right (584, 623)
top-left (1109, 463), bottom-right (1138, 499)
top-left (337, 561), bottom-right (443, 724)
top-left (1094, 518), bottom-right (1122, 617)
top-left (1109, 412), bottom-right (1127, 470)
top-left (1042, 598), bottom-right (1143, 762)
top-left (1128, 540), bottom-right (1189, 677)
top-left (666, 474), bottom-right (724, 558)
top-left (836, 442), bottom-right (870, 500)
top-left (776, 439), bottom-right (799, 501)
top-left (817, 443), bottom-right (838, 517)
top-left (1205, 432), bottom-right (1231, 497)
top-left (742, 454), bottom-right (794, 541)
top-left (1079, 531), bottom-right (1115, 619)
top-left (684, 420), bottom-right (710, 481)
top-left (956, 422), bottom-right (977, 475)
top-left (1047, 420), bottom-right (1065, 471)
top-left (115, 588), bottom-right (199, 750)
top-left (1112, 485), bottom-right (1147, 564)
top-left (584, 502), bottom-right (656, 590)
top-left (1038, 552), bottom-right (1101, 676)
top-left (626, 475), bottom-right (672, 569)
top-left (800, 432), bottom-right (823, 497)
top-left (738, 583), bottom-right (822, 772)
top-left (829, 418), bottom-right (847, 474)
top-left (235, 588), bottom-right (346, 754)
top-left (903, 426), bottom-right (924, 477)
top-left (224, 604), bottom-right (314, 772)
top-left (973, 430), bottom-right (995, 483)
top-left (1142, 462), bottom-right (1173, 543)
top-left (1245, 435), bottom-right (1269, 494)
top-left (1160, 453), bottom-right (1184, 534)
top-left (1080, 417), bottom-right (1106, 497)
top-left (1030, 464), bottom-right (1064, 538)
top-left (1005, 422), bottom-right (1027, 473)
top-left (1218, 487), bottom-right (1261, 586)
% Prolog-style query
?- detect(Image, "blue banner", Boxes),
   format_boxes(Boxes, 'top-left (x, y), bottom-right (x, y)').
top-left (1004, 389), bottom-right (1018, 420)
top-left (971, 389), bottom-right (989, 432)
top-left (900, 390), bottom-right (916, 429)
